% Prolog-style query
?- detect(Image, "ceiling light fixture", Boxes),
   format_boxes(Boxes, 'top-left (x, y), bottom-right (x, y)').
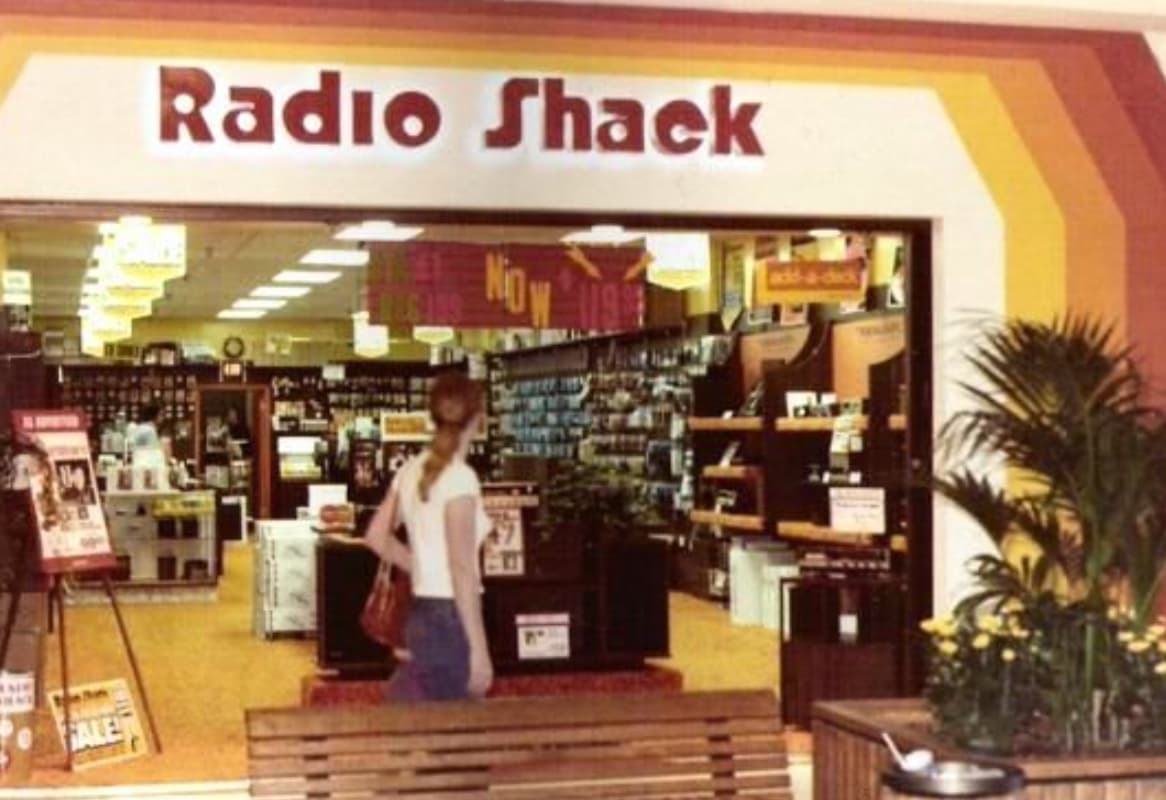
top-left (251, 285), bottom-right (312, 299)
top-left (561, 224), bottom-right (641, 245)
top-left (273, 269), bottom-right (342, 285)
top-left (218, 309), bottom-right (267, 320)
top-left (334, 221), bottom-right (424, 242)
top-left (413, 326), bottom-right (456, 346)
top-left (808, 227), bottom-right (843, 239)
top-left (233, 298), bottom-right (287, 310)
top-left (299, 249), bottom-right (370, 268)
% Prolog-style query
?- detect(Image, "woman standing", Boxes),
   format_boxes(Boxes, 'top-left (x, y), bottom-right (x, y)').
top-left (364, 372), bottom-right (493, 701)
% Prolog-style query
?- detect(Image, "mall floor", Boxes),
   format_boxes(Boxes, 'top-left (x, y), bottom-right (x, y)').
top-left (26, 543), bottom-right (806, 795)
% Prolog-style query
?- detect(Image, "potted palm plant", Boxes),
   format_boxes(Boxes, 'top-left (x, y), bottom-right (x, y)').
top-left (810, 317), bottom-right (1166, 797)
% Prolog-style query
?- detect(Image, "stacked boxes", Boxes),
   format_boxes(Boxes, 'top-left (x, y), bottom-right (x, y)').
top-left (253, 520), bottom-right (317, 638)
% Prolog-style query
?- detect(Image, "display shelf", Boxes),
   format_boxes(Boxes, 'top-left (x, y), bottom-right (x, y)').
top-left (775, 416), bottom-right (869, 433)
top-left (688, 416), bottom-right (762, 432)
top-left (777, 520), bottom-right (880, 547)
top-left (701, 465), bottom-right (762, 481)
top-left (689, 510), bottom-right (764, 532)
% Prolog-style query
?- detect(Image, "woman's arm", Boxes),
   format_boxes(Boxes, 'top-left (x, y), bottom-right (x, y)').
top-left (446, 495), bottom-right (492, 698)
top-left (363, 485), bottom-right (411, 572)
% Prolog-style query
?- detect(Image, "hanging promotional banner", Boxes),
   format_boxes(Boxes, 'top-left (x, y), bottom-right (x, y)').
top-left (47, 679), bottom-right (148, 770)
top-left (11, 410), bottom-right (116, 574)
top-left (366, 242), bottom-right (646, 331)
top-left (753, 258), bottom-right (865, 306)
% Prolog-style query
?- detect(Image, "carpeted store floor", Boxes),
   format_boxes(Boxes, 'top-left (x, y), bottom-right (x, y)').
top-left (28, 543), bottom-right (780, 787)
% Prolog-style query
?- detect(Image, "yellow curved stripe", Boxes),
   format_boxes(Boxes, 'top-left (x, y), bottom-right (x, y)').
top-left (0, 29), bottom-right (1070, 321)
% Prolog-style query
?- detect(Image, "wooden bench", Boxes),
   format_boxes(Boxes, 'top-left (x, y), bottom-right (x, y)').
top-left (247, 689), bottom-right (790, 798)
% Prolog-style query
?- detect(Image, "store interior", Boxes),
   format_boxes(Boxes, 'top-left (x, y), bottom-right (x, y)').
top-left (0, 214), bottom-right (926, 785)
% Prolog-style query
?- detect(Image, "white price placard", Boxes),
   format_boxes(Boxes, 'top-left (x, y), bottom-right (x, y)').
top-left (516, 613), bottom-right (570, 660)
top-left (829, 487), bottom-right (886, 534)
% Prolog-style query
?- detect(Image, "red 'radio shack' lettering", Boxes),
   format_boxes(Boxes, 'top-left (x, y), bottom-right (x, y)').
top-left (158, 67), bottom-right (441, 147)
top-left (157, 67), bottom-right (764, 157)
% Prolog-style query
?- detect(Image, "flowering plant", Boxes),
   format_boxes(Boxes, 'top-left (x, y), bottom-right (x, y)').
top-left (927, 317), bottom-right (1166, 754)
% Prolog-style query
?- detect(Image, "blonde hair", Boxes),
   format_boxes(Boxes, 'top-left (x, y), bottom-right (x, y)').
top-left (419, 372), bottom-right (484, 502)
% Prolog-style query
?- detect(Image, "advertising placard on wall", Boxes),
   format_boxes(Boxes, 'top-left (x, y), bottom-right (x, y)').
top-left (47, 679), bottom-right (148, 770)
top-left (11, 410), bottom-right (115, 574)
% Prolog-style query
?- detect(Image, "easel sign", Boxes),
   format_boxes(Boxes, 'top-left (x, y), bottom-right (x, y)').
top-left (10, 410), bottom-right (115, 574)
top-left (6, 409), bottom-right (162, 771)
top-left (47, 679), bottom-right (148, 770)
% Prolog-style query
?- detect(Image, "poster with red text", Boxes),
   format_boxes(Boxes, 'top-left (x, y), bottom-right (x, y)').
top-left (11, 410), bottom-right (115, 574)
top-left (366, 242), bottom-right (646, 331)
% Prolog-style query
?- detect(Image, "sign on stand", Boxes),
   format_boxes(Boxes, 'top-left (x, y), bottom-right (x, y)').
top-left (10, 410), bottom-right (115, 574)
top-left (47, 679), bottom-right (148, 770)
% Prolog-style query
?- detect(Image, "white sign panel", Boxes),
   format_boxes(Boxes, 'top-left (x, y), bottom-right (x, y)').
top-left (829, 487), bottom-right (886, 534)
top-left (516, 613), bottom-right (570, 660)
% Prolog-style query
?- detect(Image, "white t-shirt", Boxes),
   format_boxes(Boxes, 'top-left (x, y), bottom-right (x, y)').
top-left (393, 453), bottom-right (491, 599)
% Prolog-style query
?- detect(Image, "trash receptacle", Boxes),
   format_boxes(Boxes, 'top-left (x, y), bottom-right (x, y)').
top-left (882, 761), bottom-right (1025, 799)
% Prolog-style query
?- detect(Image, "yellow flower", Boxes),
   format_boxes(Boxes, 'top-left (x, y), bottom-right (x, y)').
top-left (1003, 598), bottom-right (1025, 614)
top-left (1002, 648), bottom-right (1016, 663)
top-left (920, 618), bottom-right (939, 635)
top-left (1155, 662), bottom-right (1166, 676)
top-left (977, 615), bottom-right (1003, 634)
top-left (1149, 625), bottom-right (1166, 640)
top-left (938, 640), bottom-right (958, 657)
top-left (1108, 606), bottom-right (1121, 621)
top-left (1157, 640), bottom-right (1166, 655)
top-left (1118, 631), bottom-right (1136, 644)
top-left (972, 633), bottom-right (991, 650)
top-left (1128, 639), bottom-right (1152, 654)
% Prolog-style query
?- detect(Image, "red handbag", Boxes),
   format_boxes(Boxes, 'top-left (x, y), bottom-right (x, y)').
top-left (360, 562), bottom-right (412, 651)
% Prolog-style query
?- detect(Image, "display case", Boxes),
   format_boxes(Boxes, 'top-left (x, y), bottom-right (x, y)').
top-left (93, 489), bottom-right (218, 598)
top-left (254, 520), bottom-right (317, 638)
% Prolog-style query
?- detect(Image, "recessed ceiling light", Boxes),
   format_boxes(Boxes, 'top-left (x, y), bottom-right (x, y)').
top-left (218, 309), bottom-right (267, 320)
top-left (252, 286), bottom-right (312, 299)
top-left (300, 249), bottom-right (369, 268)
top-left (334, 221), bottom-right (424, 242)
top-left (233, 298), bottom-right (287, 310)
top-left (273, 270), bottom-right (342, 285)
top-left (561, 224), bottom-right (641, 245)
top-left (808, 227), bottom-right (843, 238)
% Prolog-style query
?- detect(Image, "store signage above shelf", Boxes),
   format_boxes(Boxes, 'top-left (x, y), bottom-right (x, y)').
top-left (366, 242), bottom-right (644, 331)
top-left (754, 258), bottom-right (865, 305)
top-left (157, 67), bottom-right (764, 158)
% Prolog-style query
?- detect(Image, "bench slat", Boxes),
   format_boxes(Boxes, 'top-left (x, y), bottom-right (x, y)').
top-left (247, 690), bottom-right (779, 739)
top-left (250, 735), bottom-right (787, 778)
top-left (252, 767), bottom-right (790, 798)
top-left (490, 773), bottom-right (792, 799)
top-left (492, 753), bottom-right (791, 784)
top-left (248, 717), bottom-right (783, 758)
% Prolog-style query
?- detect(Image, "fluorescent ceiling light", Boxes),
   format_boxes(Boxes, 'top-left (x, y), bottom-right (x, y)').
top-left (252, 285), bottom-right (312, 299)
top-left (334, 221), bottom-right (424, 242)
top-left (808, 227), bottom-right (843, 238)
top-left (218, 309), bottom-right (267, 320)
top-left (561, 224), bottom-right (641, 245)
top-left (300, 249), bottom-right (369, 268)
top-left (273, 269), bottom-right (342, 285)
top-left (233, 298), bottom-right (287, 310)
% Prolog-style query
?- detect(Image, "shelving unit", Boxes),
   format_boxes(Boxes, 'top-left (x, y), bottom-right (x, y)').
top-left (702, 465), bottom-right (762, 481)
top-left (689, 510), bottom-right (764, 532)
top-left (776, 416), bottom-right (869, 433)
top-left (688, 417), bottom-right (763, 432)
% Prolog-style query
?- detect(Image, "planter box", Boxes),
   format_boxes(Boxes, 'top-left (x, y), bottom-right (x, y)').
top-left (812, 697), bottom-right (1166, 799)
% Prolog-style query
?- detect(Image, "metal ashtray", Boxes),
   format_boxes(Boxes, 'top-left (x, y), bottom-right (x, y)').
top-left (883, 760), bottom-right (1025, 798)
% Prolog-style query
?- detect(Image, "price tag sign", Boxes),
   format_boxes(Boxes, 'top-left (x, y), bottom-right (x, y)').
top-left (829, 487), bottom-right (886, 534)
top-left (516, 613), bottom-right (570, 660)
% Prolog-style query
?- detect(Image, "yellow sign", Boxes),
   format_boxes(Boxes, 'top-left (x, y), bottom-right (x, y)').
top-left (754, 258), bottom-right (865, 306)
top-left (48, 679), bottom-right (148, 770)
top-left (381, 411), bottom-right (432, 442)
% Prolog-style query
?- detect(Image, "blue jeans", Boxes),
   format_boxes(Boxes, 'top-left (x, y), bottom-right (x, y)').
top-left (386, 597), bottom-right (470, 702)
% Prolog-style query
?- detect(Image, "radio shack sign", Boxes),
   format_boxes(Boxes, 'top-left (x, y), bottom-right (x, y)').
top-left (156, 67), bottom-right (765, 158)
